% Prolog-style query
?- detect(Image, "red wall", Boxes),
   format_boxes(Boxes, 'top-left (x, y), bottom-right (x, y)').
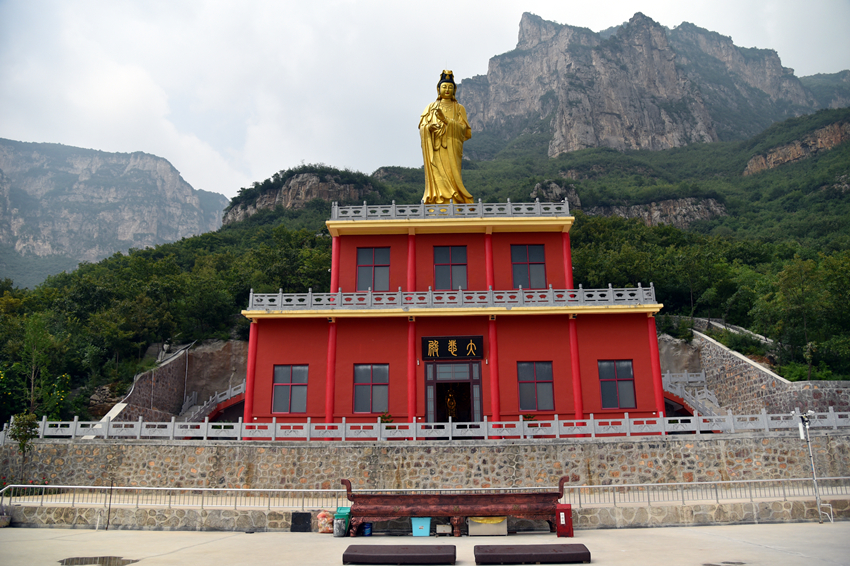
top-left (249, 311), bottom-right (658, 424)
top-left (575, 313), bottom-right (657, 417)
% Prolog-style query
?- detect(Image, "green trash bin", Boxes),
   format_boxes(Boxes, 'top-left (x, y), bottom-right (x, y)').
top-left (334, 507), bottom-right (351, 537)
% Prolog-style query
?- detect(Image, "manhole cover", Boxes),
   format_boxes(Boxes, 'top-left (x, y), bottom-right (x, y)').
top-left (59, 558), bottom-right (138, 566)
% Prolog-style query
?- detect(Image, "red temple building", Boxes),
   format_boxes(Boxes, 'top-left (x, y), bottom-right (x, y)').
top-left (241, 200), bottom-right (666, 436)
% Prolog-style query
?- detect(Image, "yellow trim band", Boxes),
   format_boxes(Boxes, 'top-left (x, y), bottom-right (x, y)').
top-left (242, 303), bottom-right (663, 321)
top-left (326, 216), bottom-right (574, 237)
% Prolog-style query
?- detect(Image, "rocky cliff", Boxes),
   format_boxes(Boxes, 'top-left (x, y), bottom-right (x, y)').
top-left (459, 12), bottom-right (827, 160)
top-left (531, 180), bottom-right (726, 229)
top-left (743, 120), bottom-right (850, 175)
top-left (222, 172), bottom-right (374, 225)
top-left (0, 139), bottom-right (228, 287)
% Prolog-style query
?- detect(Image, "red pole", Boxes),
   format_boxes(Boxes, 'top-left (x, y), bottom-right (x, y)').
top-left (407, 234), bottom-right (416, 292)
top-left (484, 233), bottom-right (495, 290)
top-left (647, 315), bottom-right (665, 417)
top-left (325, 321), bottom-right (337, 423)
top-left (407, 319), bottom-right (416, 423)
top-left (330, 236), bottom-right (340, 293)
top-left (488, 318), bottom-right (501, 422)
top-left (568, 316), bottom-right (583, 419)
top-left (243, 321), bottom-right (258, 436)
top-left (562, 232), bottom-right (574, 289)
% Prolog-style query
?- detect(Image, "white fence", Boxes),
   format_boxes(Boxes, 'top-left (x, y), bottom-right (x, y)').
top-left (2, 408), bottom-right (848, 443)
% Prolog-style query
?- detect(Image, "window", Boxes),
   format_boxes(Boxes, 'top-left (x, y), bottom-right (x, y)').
top-left (272, 365), bottom-right (308, 413)
top-left (599, 360), bottom-right (636, 409)
top-left (353, 364), bottom-right (389, 413)
top-left (434, 246), bottom-right (467, 290)
top-left (357, 247), bottom-right (390, 291)
top-left (511, 245), bottom-right (546, 289)
top-left (517, 362), bottom-right (554, 411)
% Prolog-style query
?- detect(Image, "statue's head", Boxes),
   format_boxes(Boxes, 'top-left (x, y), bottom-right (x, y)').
top-left (436, 69), bottom-right (457, 100)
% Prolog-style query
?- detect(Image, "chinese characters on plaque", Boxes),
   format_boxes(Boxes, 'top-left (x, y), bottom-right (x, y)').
top-left (422, 336), bottom-right (484, 359)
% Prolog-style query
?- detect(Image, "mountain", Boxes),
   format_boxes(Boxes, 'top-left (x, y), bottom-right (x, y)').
top-left (458, 12), bottom-right (844, 161)
top-left (0, 139), bottom-right (229, 288)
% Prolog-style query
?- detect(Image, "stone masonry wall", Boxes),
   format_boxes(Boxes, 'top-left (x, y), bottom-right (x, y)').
top-left (2, 433), bottom-right (848, 489)
top-left (119, 351), bottom-right (188, 422)
top-left (695, 331), bottom-right (850, 414)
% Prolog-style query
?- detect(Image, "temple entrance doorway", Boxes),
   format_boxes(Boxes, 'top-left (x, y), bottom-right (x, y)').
top-left (425, 361), bottom-right (482, 423)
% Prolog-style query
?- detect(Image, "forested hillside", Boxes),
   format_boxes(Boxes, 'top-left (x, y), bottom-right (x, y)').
top-left (1, 109), bottom-right (848, 424)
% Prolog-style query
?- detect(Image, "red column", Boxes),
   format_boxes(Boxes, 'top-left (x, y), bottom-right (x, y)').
top-left (243, 321), bottom-right (258, 428)
top-left (568, 316), bottom-right (583, 419)
top-left (325, 321), bottom-right (337, 423)
top-left (484, 233), bottom-right (495, 290)
top-left (647, 315), bottom-right (665, 416)
top-left (562, 232), bottom-right (574, 289)
top-left (488, 318), bottom-right (501, 422)
top-left (330, 236), bottom-right (340, 292)
top-left (407, 319), bottom-right (416, 422)
top-left (407, 233), bottom-right (416, 292)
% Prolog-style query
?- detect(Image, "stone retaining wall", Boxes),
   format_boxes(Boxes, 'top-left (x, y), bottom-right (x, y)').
top-left (2, 433), bottom-right (848, 489)
top-left (694, 332), bottom-right (850, 414)
top-left (119, 352), bottom-right (188, 422)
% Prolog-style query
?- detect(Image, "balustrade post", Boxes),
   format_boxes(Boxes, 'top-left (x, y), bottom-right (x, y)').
top-left (534, 197), bottom-right (541, 216)
top-left (398, 286), bottom-right (403, 306)
top-left (39, 415), bottom-right (46, 438)
top-left (278, 288), bottom-right (283, 308)
top-left (428, 286), bottom-right (433, 308)
top-left (695, 410), bottom-right (701, 436)
top-left (506, 198), bottom-right (512, 216)
top-left (104, 416), bottom-right (110, 440)
top-left (137, 416), bottom-right (143, 440)
top-left (306, 416), bottom-right (311, 442)
top-left (761, 408), bottom-right (769, 433)
top-left (307, 287), bottom-right (312, 306)
top-left (237, 417), bottom-right (243, 440)
top-left (342, 416), bottom-right (346, 441)
top-left (728, 410), bottom-right (735, 433)
top-left (377, 417), bottom-right (383, 441)
top-left (579, 284), bottom-right (585, 305)
top-left (391, 199), bottom-right (396, 218)
top-left (519, 285), bottom-right (524, 305)
top-left (829, 406), bottom-right (838, 430)
top-left (249, 288), bottom-right (254, 309)
top-left (448, 416), bottom-right (453, 441)
top-left (478, 198), bottom-right (483, 217)
top-left (624, 413), bottom-right (630, 437)
top-left (170, 416), bottom-right (176, 440)
top-left (203, 417), bottom-right (209, 440)
top-left (590, 413), bottom-right (595, 438)
top-left (71, 416), bottom-right (78, 440)
top-left (272, 417), bottom-right (277, 441)
top-left (548, 284), bottom-right (554, 305)
top-left (484, 415), bottom-right (488, 440)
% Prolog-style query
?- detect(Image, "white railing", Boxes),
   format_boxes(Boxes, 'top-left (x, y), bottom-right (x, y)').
top-left (248, 284), bottom-right (657, 311)
top-left (182, 382), bottom-right (246, 423)
top-left (662, 371), bottom-right (720, 416)
top-left (3, 408), bottom-right (848, 444)
top-left (2, 477), bottom-right (847, 514)
top-left (330, 199), bottom-right (570, 221)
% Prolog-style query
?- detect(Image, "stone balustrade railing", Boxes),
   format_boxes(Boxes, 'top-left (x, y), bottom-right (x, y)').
top-left (5, 407), bottom-right (847, 443)
top-left (248, 284), bottom-right (656, 312)
top-left (330, 199), bottom-right (570, 221)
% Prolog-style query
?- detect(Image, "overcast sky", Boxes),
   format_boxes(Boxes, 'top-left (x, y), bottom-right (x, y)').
top-left (1, 1), bottom-right (849, 200)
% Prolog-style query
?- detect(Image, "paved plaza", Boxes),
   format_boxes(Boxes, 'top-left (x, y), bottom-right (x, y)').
top-left (1, 522), bottom-right (848, 566)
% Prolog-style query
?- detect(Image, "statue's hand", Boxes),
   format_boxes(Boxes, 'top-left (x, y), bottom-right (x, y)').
top-left (435, 108), bottom-right (447, 123)
top-left (428, 123), bottom-right (440, 133)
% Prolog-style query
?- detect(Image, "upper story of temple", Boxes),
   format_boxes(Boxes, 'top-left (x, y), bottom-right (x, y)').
top-left (242, 200), bottom-right (661, 318)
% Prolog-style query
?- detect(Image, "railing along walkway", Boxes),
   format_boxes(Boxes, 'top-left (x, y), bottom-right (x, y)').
top-left (2, 477), bottom-right (847, 513)
top-left (3, 408), bottom-right (848, 444)
top-left (181, 382), bottom-right (246, 423)
top-left (330, 199), bottom-right (570, 221)
top-left (248, 284), bottom-right (657, 311)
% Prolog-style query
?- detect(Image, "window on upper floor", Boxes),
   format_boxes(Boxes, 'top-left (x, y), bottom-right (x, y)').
top-left (434, 246), bottom-right (467, 290)
top-left (599, 360), bottom-right (636, 409)
top-left (272, 365), bottom-right (308, 413)
top-left (511, 244), bottom-right (546, 289)
top-left (353, 364), bottom-right (389, 413)
top-left (356, 247), bottom-right (390, 291)
top-left (517, 361), bottom-right (554, 412)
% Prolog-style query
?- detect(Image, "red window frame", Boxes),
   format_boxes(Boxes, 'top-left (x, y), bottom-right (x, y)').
top-left (353, 364), bottom-right (389, 414)
top-left (434, 246), bottom-right (467, 290)
top-left (356, 247), bottom-right (390, 291)
top-left (598, 360), bottom-right (636, 409)
top-left (511, 244), bottom-right (547, 289)
top-left (272, 365), bottom-right (308, 414)
top-left (517, 361), bottom-right (554, 412)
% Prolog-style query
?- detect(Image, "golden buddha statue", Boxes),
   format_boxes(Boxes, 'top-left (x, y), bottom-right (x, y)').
top-left (419, 70), bottom-right (473, 204)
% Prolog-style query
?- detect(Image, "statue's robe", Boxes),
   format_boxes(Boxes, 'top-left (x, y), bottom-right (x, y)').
top-left (419, 99), bottom-right (473, 204)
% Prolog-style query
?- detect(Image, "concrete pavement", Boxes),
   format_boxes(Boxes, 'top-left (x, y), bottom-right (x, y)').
top-left (1, 522), bottom-right (848, 566)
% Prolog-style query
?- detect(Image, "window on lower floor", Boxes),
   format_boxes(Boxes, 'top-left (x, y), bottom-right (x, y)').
top-left (517, 361), bottom-right (554, 411)
top-left (353, 364), bottom-right (389, 413)
top-left (511, 244), bottom-right (546, 289)
top-left (599, 360), bottom-right (636, 409)
top-left (272, 365), bottom-right (308, 413)
top-left (357, 247), bottom-right (390, 291)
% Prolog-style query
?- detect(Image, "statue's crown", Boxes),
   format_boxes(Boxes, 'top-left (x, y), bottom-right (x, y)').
top-left (440, 70), bottom-right (455, 83)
